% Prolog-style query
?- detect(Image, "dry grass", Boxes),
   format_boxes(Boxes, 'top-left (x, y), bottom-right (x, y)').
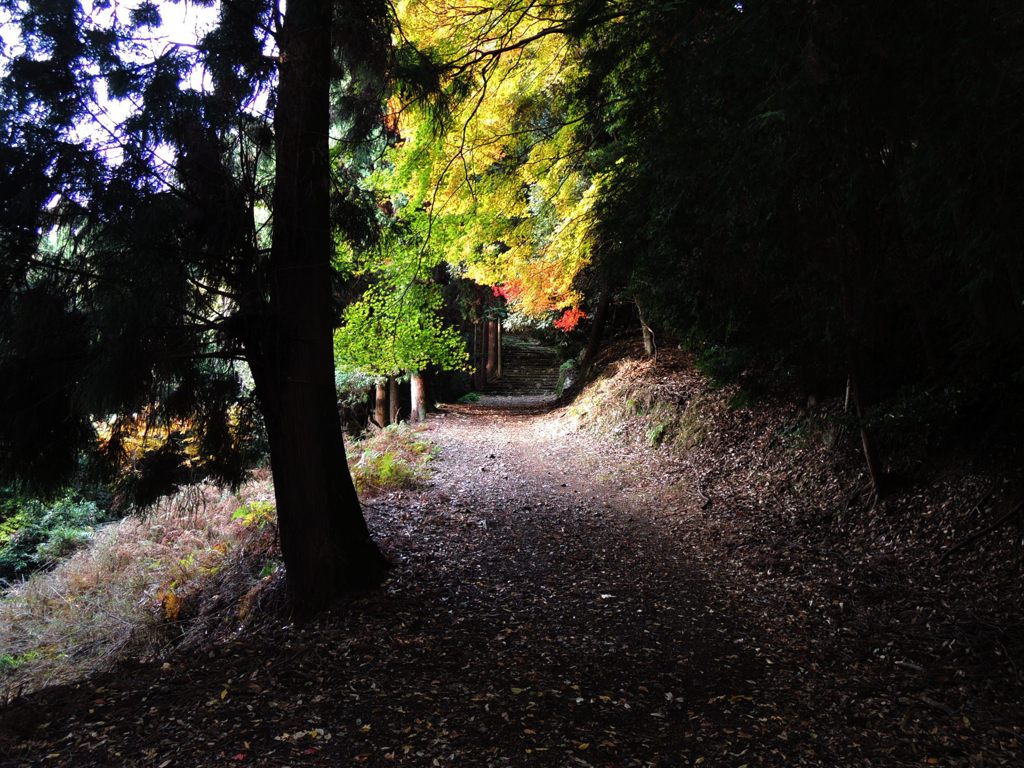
top-left (0, 426), bottom-right (438, 700)
top-left (0, 472), bottom-right (277, 700)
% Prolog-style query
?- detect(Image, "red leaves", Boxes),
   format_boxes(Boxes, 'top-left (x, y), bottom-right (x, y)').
top-left (554, 306), bottom-right (586, 332)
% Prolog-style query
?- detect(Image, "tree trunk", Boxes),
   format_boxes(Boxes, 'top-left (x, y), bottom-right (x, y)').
top-left (491, 321), bottom-right (499, 378)
top-left (258, 0), bottom-right (385, 619)
top-left (373, 380), bottom-right (389, 428)
top-left (388, 375), bottom-right (400, 424)
top-left (410, 373), bottom-right (427, 423)
top-left (485, 318), bottom-right (499, 382)
top-left (473, 319), bottom-right (485, 391)
top-left (580, 287), bottom-right (612, 375)
top-left (473, 320), bottom-right (487, 389)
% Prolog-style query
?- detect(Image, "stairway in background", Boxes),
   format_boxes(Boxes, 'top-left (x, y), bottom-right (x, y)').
top-left (484, 337), bottom-right (561, 395)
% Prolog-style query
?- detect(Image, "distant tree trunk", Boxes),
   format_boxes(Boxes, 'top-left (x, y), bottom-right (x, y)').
top-left (388, 375), bottom-right (400, 424)
top-left (496, 322), bottom-right (503, 379)
top-left (473, 319), bottom-right (488, 389)
top-left (410, 373), bottom-right (427, 423)
top-left (637, 302), bottom-right (656, 358)
top-left (580, 287), bottom-right (612, 374)
top-left (486, 318), bottom-right (499, 381)
top-left (256, 0), bottom-right (385, 620)
top-left (374, 381), bottom-right (389, 428)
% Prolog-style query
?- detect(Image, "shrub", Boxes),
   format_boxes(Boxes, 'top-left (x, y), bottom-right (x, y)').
top-left (646, 422), bottom-right (669, 447)
top-left (0, 495), bottom-right (105, 583)
top-left (556, 358), bottom-right (578, 396)
top-left (0, 476), bottom-right (277, 696)
top-left (231, 500), bottom-right (276, 529)
top-left (457, 391), bottom-right (481, 403)
top-left (694, 344), bottom-right (752, 387)
top-left (347, 423), bottom-right (435, 496)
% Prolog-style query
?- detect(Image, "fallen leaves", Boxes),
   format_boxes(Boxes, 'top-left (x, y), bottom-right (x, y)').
top-left (2, 382), bottom-right (1023, 767)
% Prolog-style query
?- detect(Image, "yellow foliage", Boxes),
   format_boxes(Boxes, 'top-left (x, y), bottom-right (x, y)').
top-left (385, 1), bottom-right (595, 317)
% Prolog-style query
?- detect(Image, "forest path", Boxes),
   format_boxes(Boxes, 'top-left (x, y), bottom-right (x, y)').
top-left (1, 400), bottom-right (1002, 766)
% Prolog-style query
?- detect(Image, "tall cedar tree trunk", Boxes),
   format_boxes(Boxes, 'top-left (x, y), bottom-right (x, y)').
top-left (257, 0), bottom-right (386, 618)
top-left (485, 319), bottom-right (499, 381)
top-left (388, 376), bottom-right (400, 423)
top-left (410, 373), bottom-right (427, 423)
top-left (374, 381), bottom-right (389, 428)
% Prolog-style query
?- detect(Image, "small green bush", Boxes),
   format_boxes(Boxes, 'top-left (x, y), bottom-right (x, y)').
top-left (0, 650), bottom-right (40, 671)
top-left (0, 494), bottom-right (105, 583)
top-left (36, 526), bottom-right (93, 563)
top-left (231, 500), bottom-right (276, 529)
top-left (646, 422), bottom-right (669, 447)
top-left (457, 391), bottom-right (481, 403)
top-left (347, 423), bottom-right (435, 496)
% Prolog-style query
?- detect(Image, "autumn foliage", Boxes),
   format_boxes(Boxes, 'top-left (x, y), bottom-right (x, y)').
top-left (554, 307), bottom-right (586, 332)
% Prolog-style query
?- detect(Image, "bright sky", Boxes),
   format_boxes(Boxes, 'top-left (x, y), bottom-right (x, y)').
top-left (1, 1), bottom-right (265, 170)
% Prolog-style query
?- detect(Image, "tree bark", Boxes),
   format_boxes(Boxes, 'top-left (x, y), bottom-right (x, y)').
top-left (373, 380), bottom-right (389, 428)
top-left (257, 0), bottom-right (385, 619)
top-left (580, 287), bottom-right (612, 375)
top-left (410, 373), bottom-right (427, 423)
top-left (485, 318), bottom-right (499, 382)
top-left (388, 375), bottom-right (400, 424)
top-left (473, 319), bottom-right (487, 389)
top-left (496, 322), bottom-right (502, 379)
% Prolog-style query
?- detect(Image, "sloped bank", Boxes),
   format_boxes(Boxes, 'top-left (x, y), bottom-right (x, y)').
top-left (559, 342), bottom-right (1023, 763)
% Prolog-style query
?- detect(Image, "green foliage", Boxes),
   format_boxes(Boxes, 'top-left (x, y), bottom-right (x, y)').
top-left (0, 0), bottom-right (388, 501)
top-left (0, 494), bottom-right (105, 582)
top-left (347, 424), bottom-right (436, 496)
top-left (0, 650), bottom-right (41, 672)
top-left (336, 369), bottom-right (377, 409)
top-left (694, 346), bottom-right (755, 389)
top-left (334, 214), bottom-right (468, 379)
top-left (456, 392), bottom-right (482, 403)
top-left (645, 422), bottom-right (669, 448)
top-left (230, 501), bottom-right (276, 530)
top-left (381, 1), bottom-right (594, 319)
top-left (576, 1), bottom-right (1024, 406)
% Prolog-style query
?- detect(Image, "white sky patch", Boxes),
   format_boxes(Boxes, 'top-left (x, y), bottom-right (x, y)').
top-left (3, 1), bottom-right (223, 167)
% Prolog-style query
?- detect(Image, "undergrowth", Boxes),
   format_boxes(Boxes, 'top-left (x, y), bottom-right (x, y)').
top-left (0, 494), bottom-right (109, 585)
top-left (564, 353), bottom-right (719, 453)
top-left (0, 475), bottom-right (278, 699)
top-left (0, 425), bottom-right (436, 697)
top-left (347, 423), bottom-right (436, 496)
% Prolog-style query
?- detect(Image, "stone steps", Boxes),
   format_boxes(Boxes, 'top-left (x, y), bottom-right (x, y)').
top-left (483, 338), bottom-right (561, 395)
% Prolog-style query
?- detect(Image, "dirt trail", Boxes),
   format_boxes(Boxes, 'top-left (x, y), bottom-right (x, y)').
top-left (1, 400), bottom-right (1017, 766)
